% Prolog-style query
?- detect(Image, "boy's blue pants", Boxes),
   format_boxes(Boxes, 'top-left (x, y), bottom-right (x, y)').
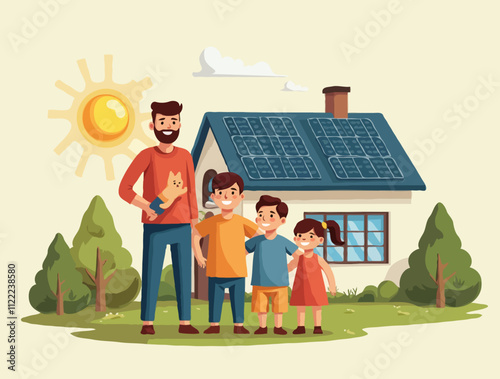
top-left (141, 223), bottom-right (192, 321)
top-left (208, 277), bottom-right (245, 324)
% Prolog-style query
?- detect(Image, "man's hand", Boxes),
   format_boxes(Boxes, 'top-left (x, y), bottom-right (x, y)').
top-left (145, 207), bottom-right (158, 221)
top-left (131, 195), bottom-right (158, 221)
top-left (195, 255), bottom-right (207, 268)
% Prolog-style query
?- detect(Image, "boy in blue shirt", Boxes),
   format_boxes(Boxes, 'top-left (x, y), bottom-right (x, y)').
top-left (245, 195), bottom-right (302, 335)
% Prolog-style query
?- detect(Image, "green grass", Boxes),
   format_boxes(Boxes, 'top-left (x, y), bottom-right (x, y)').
top-left (22, 300), bottom-right (487, 346)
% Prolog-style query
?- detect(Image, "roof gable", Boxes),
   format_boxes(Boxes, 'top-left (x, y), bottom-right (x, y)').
top-left (192, 112), bottom-right (426, 191)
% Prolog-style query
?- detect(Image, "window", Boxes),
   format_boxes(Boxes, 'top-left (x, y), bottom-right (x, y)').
top-left (304, 212), bottom-right (389, 264)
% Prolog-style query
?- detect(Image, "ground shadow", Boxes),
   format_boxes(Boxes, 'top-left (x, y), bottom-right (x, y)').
top-left (22, 301), bottom-right (487, 346)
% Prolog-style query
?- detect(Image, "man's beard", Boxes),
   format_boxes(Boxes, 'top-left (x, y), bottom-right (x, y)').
top-left (154, 128), bottom-right (180, 144)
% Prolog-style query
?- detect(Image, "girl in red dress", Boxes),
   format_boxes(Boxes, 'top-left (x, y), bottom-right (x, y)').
top-left (289, 218), bottom-right (344, 334)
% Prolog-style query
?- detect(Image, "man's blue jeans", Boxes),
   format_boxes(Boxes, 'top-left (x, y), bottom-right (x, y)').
top-left (208, 277), bottom-right (245, 324)
top-left (141, 223), bottom-right (191, 321)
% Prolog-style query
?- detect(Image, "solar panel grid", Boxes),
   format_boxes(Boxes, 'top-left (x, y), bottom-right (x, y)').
top-left (223, 116), bottom-right (321, 180)
top-left (307, 118), bottom-right (405, 180)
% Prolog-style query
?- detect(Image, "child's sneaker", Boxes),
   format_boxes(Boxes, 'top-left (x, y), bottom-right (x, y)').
top-left (204, 325), bottom-right (220, 334)
top-left (274, 327), bottom-right (287, 335)
top-left (140, 325), bottom-right (155, 335)
top-left (293, 326), bottom-right (306, 334)
top-left (179, 325), bottom-right (199, 334)
top-left (234, 326), bottom-right (250, 334)
top-left (313, 326), bottom-right (323, 334)
top-left (254, 327), bottom-right (268, 334)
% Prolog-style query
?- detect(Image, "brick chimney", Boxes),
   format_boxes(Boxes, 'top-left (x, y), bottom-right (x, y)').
top-left (323, 86), bottom-right (350, 118)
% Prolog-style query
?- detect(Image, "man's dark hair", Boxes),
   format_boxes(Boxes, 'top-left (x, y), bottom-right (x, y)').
top-left (256, 195), bottom-right (288, 218)
top-left (151, 101), bottom-right (183, 122)
top-left (212, 172), bottom-right (244, 194)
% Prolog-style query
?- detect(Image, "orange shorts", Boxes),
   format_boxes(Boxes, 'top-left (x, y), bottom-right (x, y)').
top-left (251, 286), bottom-right (289, 313)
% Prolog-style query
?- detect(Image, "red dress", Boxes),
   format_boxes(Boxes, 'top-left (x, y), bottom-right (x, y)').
top-left (290, 254), bottom-right (329, 306)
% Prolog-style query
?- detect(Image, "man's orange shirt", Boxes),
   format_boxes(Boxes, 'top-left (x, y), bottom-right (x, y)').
top-left (195, 214), bottom-right (258, 278)
top-left (119, 146), bottom-right (197, 224)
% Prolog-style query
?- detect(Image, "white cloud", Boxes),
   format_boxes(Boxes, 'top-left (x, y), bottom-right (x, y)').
top-left (281, 80), bottom-right (308, 92)
top-left (193, 47), bottom-right (285, 77)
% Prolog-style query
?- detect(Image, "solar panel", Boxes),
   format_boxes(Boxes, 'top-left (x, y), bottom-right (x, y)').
top-left (223, 116), bottom-right (321, 180)
top-left (234, 117), bottom-right (254, 135)
top-left (256, 136), bottom-right (276, 155)
top-left (308, 118), bottom-right (405, 180)
top-left (270, 137), bottom-right (285, 155)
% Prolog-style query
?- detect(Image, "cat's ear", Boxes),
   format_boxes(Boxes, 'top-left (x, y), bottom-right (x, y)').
top-left (168, 171), bottom-right (174, 180)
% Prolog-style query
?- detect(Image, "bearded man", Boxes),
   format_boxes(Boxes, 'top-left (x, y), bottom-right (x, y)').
top-left (119, 101), bottom-right (199, 335)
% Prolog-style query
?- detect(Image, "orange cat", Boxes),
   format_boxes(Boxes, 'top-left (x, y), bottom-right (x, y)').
top-left (158, 172), bottom-right (187, 210)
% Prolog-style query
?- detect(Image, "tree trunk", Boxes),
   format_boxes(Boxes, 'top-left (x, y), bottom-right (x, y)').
top-left (430, 253), bottom-right (456, 308)
top-left (95, 247), bottom-right (106, 312)
top-left (435, 255), bottom-right (445, 308)
top-left (52, 273), bottom-right (69, 316)
top-left (86, 247), bottom-right (116, 313)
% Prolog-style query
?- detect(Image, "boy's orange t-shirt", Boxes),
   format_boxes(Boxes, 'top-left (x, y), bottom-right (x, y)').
top-left (195, 214), bottom-right (258, 278)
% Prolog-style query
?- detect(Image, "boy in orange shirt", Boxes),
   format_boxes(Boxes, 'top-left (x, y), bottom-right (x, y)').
top-left (193, 172), bottom-right (261, 334)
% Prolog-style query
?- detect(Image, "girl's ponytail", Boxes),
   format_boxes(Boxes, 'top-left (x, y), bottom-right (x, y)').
top-left (323, 220), bottom-right (345, 246)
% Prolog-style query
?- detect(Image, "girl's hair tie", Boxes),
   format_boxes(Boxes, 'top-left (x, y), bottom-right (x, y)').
top-left (322, 222), bottom-right (328, 230)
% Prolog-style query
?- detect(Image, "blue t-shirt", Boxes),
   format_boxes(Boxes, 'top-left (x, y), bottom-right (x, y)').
top-left (245, 235), bottom-right (297, 287)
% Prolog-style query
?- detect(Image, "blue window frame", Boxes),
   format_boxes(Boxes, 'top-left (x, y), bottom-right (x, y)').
top-left (304, 212), bottom-right (389, 264)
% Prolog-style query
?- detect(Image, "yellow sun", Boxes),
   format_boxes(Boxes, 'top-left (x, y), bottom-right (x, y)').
top-left (49, 55), bottom-right (155, 180)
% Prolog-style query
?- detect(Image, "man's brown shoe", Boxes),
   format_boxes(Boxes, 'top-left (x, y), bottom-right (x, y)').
top-left (234, 326), bottom-right (250, 334)
top-left (254, 327), bottom-right (268, 335)
top-left (204, 325), bottom-right (220, 334)
top-left (141, 325), bottom-right (155, 335)
top-left (274, 327), bottom-right (287, 335)
top-left (179, 325), bottom-right (199, 334)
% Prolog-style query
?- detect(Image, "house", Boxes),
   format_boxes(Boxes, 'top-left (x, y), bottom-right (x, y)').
top-left (191, 86), bottom-right (425, 298)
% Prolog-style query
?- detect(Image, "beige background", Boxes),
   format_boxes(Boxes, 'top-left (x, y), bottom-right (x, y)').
top-left (1, 0), bottom-right (499, 377)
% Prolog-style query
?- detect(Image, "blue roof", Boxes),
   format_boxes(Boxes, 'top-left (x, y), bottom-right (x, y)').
top-left (191, 112), bottom-right (426, 191)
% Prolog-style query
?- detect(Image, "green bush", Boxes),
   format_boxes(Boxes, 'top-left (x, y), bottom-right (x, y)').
top-left (358, 293), bottom-right (375, 302)
top-left (244, 292), bottom-right (252, 302)
top-left (329, 288), bottom-right (360, 303)
top-left (378, 280), bottom-right (399, 301)
top-left (356, 285), bottom-right (378, 302)
top-left (106, 267), bottom-right (141, 308)
top-left (327, 282), bottom-right (403, 304)
top-left (157, 265), bottom-right (176, 301)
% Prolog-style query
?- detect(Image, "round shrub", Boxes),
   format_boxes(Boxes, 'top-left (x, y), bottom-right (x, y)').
top-left (358, 293), bottom-right (375, 302)
top-left (378, 280), bottom-right (399, 301)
